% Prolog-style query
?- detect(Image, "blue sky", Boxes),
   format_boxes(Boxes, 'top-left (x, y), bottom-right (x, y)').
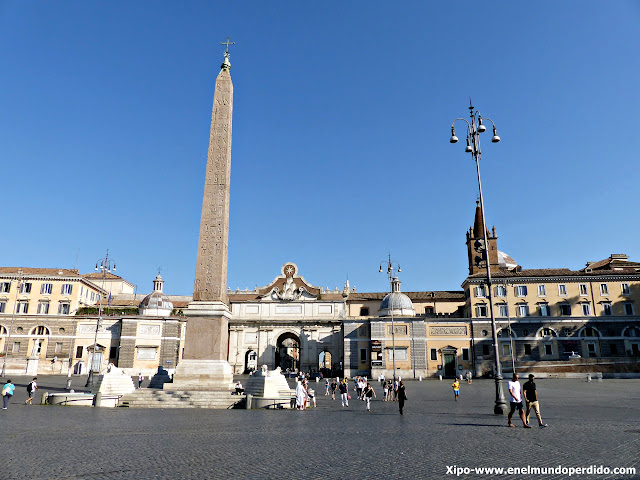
top-left (1, 2), bottom-right (639, 296)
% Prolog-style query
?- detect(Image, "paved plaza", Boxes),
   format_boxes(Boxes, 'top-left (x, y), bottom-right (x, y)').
top-left (1, 375), bottom-right (639, 479)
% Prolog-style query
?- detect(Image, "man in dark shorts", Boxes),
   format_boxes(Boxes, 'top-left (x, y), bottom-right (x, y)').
top-left (523, 374), bottom-right (548, 428)
top-left (330, 379), bottom-right (338, 400)
top-left (507, 373), bottom-right (531, 428)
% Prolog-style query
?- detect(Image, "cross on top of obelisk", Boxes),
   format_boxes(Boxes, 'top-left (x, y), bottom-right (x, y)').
top-left (220, 36), bottom-right (235, 70)
top-left (220, 37), bottom-right (235, 54)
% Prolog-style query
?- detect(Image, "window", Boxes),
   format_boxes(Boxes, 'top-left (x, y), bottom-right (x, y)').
top-left (75, 346), bottom-right (83, 358)
top-left (498, 304), bottom-right (508, 317)
top-left (33, 326), bottom-right (49, 335)
top-left (430, 348), bottom-right (437, 361)
top-left (482, 344), bottom-right (489, 356)
top-left (544, 343), bottom-right (553, 356)
top-left (522, 328), bottom-right (530, 336)
top-left (462, 348), bottom-right (469, 361)
top-left (37, 302), bottom-right (49, 314)
top-left (587, 343), bottom-right (596, 357)
top-left (109, 346), bottom-right (118, 359)
top-left (496, 285), bottom-right (506, 298)
top-left (360, 348), bottom-right (367, 363)
top-left (579, 284), bottom-right (588, 296)
top-left (58, 303), bottom-right (70, 315)
top-left (17, 301), bottom-right (29, 314)
top-left (558, 284), bottom-right (567, 296)
top-left (19, 282), bottom-right (32, 294)
top-left (517, 304), bottom-right (529, 317)
top-left (0, 282), bottom-right (11, 293)
top-left (610, 343), bottom-right (618, 355)
top-left (524, 344), bottom-right (532, 355)
top-left (583, 327), bottom-right (597, 337)
top-left (55, 342), bottom-right (63, 354)
top-left (502, 343), bottom-right (511, 356)
top-left (539, 303), bottom-right (550, 317)
top-left (540, 327), bottom-right (554, 337)
top-left (600, 284), bottom-right (609, 296)
top-left (537, 284), bottom-right (546, 297)
top-left (90, 292), bottom-right (95, 302)
top-left (581, 303), bottom-right (591, 316)
top-left (475, 286), bottom-right (486, 298)
top-left (0, 302), bottom-right (5, 313)
top-left (560, 304), bottom-right (571, 316)
top-left (61, 284), bottom-right (73, 295)
top-left (603, 302), bottom-right (612, 316)
top-left (12, 342), bottom-right (20, 353)
top-left (621, 283), bottom-right (631, 295)
top-left (424, 307), bottom-right (434, 315)
top-left (388, 348), bottom-right (407, 361)
top-left (41, 283), bottom-right (53, 295)
top-left (624, 303), bottom-right (634, 315)
top-left (475, 304), bottom-right (488, 317)
top-left (359, 307), bottom-right (369, 316)
top-left (515, 285), bottom-right (527, 297)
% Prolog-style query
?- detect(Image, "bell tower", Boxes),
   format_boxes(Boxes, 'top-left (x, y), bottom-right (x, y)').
top-left (465, 201), bottom-right (500, 275)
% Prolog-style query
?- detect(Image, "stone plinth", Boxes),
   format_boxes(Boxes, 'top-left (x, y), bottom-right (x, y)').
top-left (166, 359), bottom-right (233, 391)
top-left (92, 364), bottom-right (136, 396)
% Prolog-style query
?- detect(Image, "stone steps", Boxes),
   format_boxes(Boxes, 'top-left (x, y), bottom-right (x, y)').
top-left (118, 389), bottom-right (245, 409)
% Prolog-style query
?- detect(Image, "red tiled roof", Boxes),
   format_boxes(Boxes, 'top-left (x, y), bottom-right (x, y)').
top-left (0, 267), bottom-right (80, 276)
top-left (348, 291), bottom-right (465, 301)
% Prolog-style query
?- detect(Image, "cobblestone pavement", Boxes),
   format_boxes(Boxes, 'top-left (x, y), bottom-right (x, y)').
top-left (1, 375), bottom-right (639, 480)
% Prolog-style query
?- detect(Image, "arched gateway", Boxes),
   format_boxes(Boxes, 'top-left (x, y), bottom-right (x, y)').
top-left (275, 333), bottom-right (300, 371)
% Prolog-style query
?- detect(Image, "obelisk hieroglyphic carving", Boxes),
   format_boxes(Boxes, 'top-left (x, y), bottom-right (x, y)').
top-left (193, 46), bottom-right (233, 305)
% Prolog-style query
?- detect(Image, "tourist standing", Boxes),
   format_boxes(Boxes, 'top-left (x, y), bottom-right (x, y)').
top-left (363, 382), bottom-right (376, 412)
top-left (382, 381), bottom-right (388, 401)
top-left (452, 378), bottom-right (460, 401)
top-left (523, 374), bottom-right (548, 428)
top-left (138, 373), bottom-right (144, 388)
top-left (507, 373), bottom-right (531, 428)
top-left (339, 380), bottom-right (349, 407)
top-left (296, 380), bottom-right (306, 410)
top-left (398, 380), bottom-right (406, 415)
top-left (25, 377), bottom-right (38, 405)
top-left (330, 379), bottom-right (337, 400)
top-left (393, 379), bottom-right (399, 401)
top-left (325, 379), bottom-right (330, 395)
top-left (2, 379), bottom-right (15, 410)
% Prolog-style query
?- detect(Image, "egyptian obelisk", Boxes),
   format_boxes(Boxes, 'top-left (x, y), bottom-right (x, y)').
top-left (170, 39), bottom-right (235, 390)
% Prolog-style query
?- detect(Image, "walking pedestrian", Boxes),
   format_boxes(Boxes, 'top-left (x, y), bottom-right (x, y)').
top-left (523, 374), bottom-right (548, 428)
top-left (382, 381), bottom-right (388, 401)
top-left (138, 373), bottom-right (144, 388)
top-left (363, 382), bottom-right (376, 412)
top-left (330, 379), bottom-right (337, 400)
top-left (398, 380), bottom-right (406, 415)
top-left (25, 377), bottom-right (38, 405)
top-left (339, 379), bottom-right (349, 407)
top-left (452, 378), bottom-right (460, 401)
top-left (507, 373), bottom-right (531, 428)
top-left (2, 379), bottom-right (15, 410)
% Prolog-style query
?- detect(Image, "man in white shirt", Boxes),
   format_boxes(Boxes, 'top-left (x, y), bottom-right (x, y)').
top-left (507, 373), bottom-right (531, 428)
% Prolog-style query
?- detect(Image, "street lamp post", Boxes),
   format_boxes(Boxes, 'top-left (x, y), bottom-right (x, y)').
top-left (450, 102), bottom-right (507, 415)
top-left (85, 250), bottom-right (116, 388)
top-left (1, 269), bottom-right (23, 378)
top-left (379, 254), bottom-right (401, 383)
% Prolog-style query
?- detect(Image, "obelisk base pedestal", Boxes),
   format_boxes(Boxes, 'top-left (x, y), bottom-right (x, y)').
top-left (166, 359), bottom-right (233, 391)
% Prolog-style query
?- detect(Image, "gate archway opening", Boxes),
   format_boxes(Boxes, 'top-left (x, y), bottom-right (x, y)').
top-left (275, 333), bottom-right (300, 372)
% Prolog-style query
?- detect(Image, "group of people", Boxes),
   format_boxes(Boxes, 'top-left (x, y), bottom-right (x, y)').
top-left (1, 377), bottom-right (38, 409)
top-left (295, 377), bottom-right (316, 410)
top-left (381, 378), bottom-right (402, 402)
top-left (508, 373), bottom-right (548, 429)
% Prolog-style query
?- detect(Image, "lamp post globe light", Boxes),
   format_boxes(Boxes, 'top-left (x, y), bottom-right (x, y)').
top-left (450, 102), bottom-right (507, 415)
top-left (85, 250), bottom-right (116, 388)
top-left (379, 254), bottom-right (401, 383)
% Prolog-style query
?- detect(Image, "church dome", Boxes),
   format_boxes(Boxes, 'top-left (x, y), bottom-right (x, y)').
top-left (498, 251), bottom-right (518, 271)
top-left (378, 276), bottom-right (415, 317)
top-left (139, 274), bottom-right (173, 317)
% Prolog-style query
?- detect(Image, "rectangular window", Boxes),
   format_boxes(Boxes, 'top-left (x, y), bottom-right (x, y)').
top-left (360, 348), bottom-right (367, 363)
top-left (19, 282), bottom-right (32, 294)
top-left (40, 283), bottom-right (53, 295)
top-left (0, 302), bottom-right (5, 313)
top-left (359, 307), bottom-right (369, 316)
top-left (587, 343), bottom-right (596, 357)
top-left (537, 284), bottom-right (546, 297)
top-left (12, 342), bottom-right (20, 353)
top-left (621, 283), bottom-right (630, 295)
top-left (462, 348), bottom-right (469, 361)
top-left (516, 285), bottom-right (527, 297)
top-left (539, 303), bottom-right (550, 316)
top-left (136, 347), bottom-right (157, 360)
top-left (58, 303), bottom-right (70, 315)
top-left (0, 282), bottom-right (10, 293)
top-left (624, 303), bottom-right (634, 315)
top-left (496, 285), bottom-right (506, 297)
top-left (502, 343), bottom-right (511, 356)
top-left (76, 346), bottom-right (83, 358)
top-left (482, 344), bottom-right (489, 356)
top-left (544, 343), bottom-right (553, 356)
top-left (109, 346), bottom-right (118, 359)
top-left (498, 304), bottom-right (508, 317)
top-left (558, 284), bottom-right (567, 296)
top-left (603, 302), bottom-right (612, 316)
top-left (579, 284), bottom-right (588, 296)
top-left (518, 304), bottom-right (529, 317)
top-left (581, 303), bottom-right (591, 316)
top-left (475, 286), bottom-right (486, 298)
top-left (430, 348), bottom-right (437, 361)
top-left (560, 304), bottom-right (571, 316)
top-left (610, 343), bottom-right (618, 355)
top-left (600, 284), bottom-right (609, 296)
top-left (37, 302), bottom-right (50, 314)
top-left (389, 348), bottom-right (407, 361)
top-left (55, 342), bottom-right (63, 354)
top-left (475, 304), bottom-right (488, 317)
top-left (61, 284), bottom-right (73, 295)
top-left (524, 344), bottom-right (532, 355)
top-left (17, 301), bottom-right (29, 314)
top-left (424, 306), bottom-right (434, 314)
